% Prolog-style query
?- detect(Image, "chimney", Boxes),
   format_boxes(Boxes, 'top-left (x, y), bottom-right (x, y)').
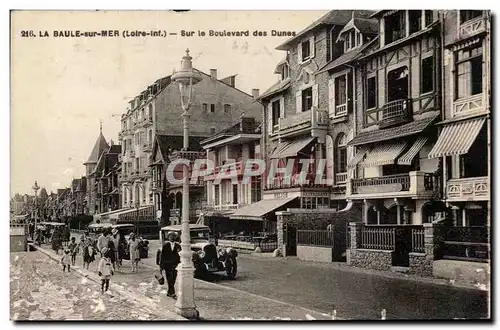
top-left (210, 69), bottom-right (217, 80)
top-left (251, 89), bottom-right (260, 100)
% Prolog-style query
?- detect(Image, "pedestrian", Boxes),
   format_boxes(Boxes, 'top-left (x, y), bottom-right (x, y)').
top-left (110, 228), bottom-right (120, 270)
top-left (160, 231), bottom-right (181, 298)
top-left (63, 225), bottom-right (71, 247)
top-left (68, 237), bottom-right (78, 266)
top-left (83, 237), bottom-right (96, 270)
top-left (97, 229), bottom-right (110, 257)
top-left (128, 233), bottom-right (140, 272)
top-left (98, 247), bottom-right (114, 295)
top-left (61, 248), bottom-right (72, 272)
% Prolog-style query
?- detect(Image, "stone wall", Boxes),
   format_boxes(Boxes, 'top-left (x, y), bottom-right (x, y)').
top-left (409, 252), bottom-right (433, 277)
top-left (350, 249), bottom-right (394, 271)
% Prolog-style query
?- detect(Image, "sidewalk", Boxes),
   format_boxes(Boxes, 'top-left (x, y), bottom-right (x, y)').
top-left (32, 244), bottom-right (336, 320)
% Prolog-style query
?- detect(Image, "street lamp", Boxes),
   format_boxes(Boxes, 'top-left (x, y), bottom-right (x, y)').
top-left (171, 49), bottom-right (202, 319)
top-left (32, 181), bottom-right (40, 244)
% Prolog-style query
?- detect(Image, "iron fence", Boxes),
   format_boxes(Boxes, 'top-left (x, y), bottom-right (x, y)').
top-left (359, 226), bottom-right (396, 250)
top-left (296, 230), bottom-right (335, 247)
top-left (411, 227), bottom-right (425, 253)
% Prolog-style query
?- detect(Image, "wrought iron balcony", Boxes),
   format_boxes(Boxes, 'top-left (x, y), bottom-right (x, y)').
top-left (347, 171), bottom-right (436, 199)
top-left (446, 176), bottom-right (488, 202)
top-left (379, 99), bottom-right (412, 128)
top-left (142, 143), bottom-right (152, 152)
top-left (143, 117), bottom-right (153, 126)
top-left (459, 16), bottom-right (486, 39)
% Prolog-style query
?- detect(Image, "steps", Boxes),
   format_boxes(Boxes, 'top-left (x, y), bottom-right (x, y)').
top-left (391, 266), bottom-right (409, 273)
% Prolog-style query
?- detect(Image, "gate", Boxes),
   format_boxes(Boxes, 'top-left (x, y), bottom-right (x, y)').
top-left (284, 224), bottom-right (297, 256)
top-left (393, 227), bottom-right (413, 267)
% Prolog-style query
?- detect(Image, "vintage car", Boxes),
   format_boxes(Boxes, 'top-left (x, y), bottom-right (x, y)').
top-left (155, 224), bottom-right (238, 279)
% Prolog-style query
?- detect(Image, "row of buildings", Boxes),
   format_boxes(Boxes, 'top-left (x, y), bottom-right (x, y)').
top-left (14, 10), bottom-right (490, 275)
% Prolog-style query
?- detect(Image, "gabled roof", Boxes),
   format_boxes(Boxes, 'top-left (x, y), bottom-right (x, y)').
top-left (200, 117), bottom-right (261, 146)
top-left (152, 135), bottom-right (208, 162)
top-left (276, 10), bottom-right (375, 50)
top-left (84, 130), bottom-right (109, 164)
top-left (258, 77), bottom-right (291, 101)
top-left (318, 38), bottom-right (377, 73)
top-left (337, 17), bottom-right (378, 41)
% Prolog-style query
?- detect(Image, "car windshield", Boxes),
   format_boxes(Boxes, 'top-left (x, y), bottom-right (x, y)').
top-left (191, 230), bottom-right (210, 240)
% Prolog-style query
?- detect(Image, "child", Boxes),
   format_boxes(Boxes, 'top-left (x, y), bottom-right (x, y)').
top-left (61, 248), bottom-right (71, 272)
top-left (98, 247), bottom-right (114, 294)
top-left (83, 238), bottom-right (96, 270)
top-left (68, 237), bottom-right (78, 266)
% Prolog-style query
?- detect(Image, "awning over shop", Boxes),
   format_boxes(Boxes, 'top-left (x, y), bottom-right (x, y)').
top-left (270, 137), bottom-right (315, 159)
top-left (428, 117), bottom-right (485, 159)
top-left (360, 141), bottom-right (408, 168)
top-left (230, 197), bottom-right (297, 221)
top-left (347, 146), bottom-right (370, 168)
top-left (397, 136), bottom-right (429, 165)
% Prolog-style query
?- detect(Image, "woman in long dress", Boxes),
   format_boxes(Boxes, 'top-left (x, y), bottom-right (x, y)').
top-left (128, 233), bottom-right (140, 272)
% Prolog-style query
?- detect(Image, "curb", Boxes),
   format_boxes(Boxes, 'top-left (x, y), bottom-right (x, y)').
top-left (30, 244), bottom-right (186, 321)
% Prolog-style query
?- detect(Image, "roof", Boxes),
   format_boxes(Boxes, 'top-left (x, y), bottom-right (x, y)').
top-left (85, 130), bottom-right (109, 164)
top-left (276, 10), bottom-right (375, 50)
top-left (200, 117), bottom-right (260, 146)
top-left (258, 77), bottom-right (291, 101)
top-left (338, 17), bottom-right (378, 39)
top-left (318, 39), bottom-right (376, 73)
top-left (160, 224), bottom-right (209, 231)
top-left (108, 145), bottom-right (121, 154)
top-left (347, 115), bottom-right (439, 146)
top-left (154, 135), bottom-right (208, 160)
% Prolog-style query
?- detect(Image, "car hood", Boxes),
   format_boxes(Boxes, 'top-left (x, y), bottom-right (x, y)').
top-left (191, 241), bottom-right (211, 249)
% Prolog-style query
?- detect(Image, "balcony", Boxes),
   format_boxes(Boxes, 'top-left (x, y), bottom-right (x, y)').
top-left (205, 204), bottom-right (241, 211)
top-left (143, 117), bottom-right (153, 127)
top-left (335, 172), bottom-right (348, 185)
top-left (347, 171), bottom-right (436, 199)
top-left (142, 143), bottom-right (152, 152)
top-left (204, 159), bottom-right (259, 181)
top-left (118, 154), bottom-right (123, 162)
top-left (365, 98), bottom-right (412, 128)
top-left (129, 150), bottom-right (135, 158)
top-left (453, 94), bottom-right (485, 117)
top-left (152, 179), bottom-right (163, 191)
top-left (275, 106), bottom-right (329, 139)
top-left (446, 176), bottom-right (489, 202)
top-left (459, 16), bottom-right (486, 40)
top-left (265, 173), bottom-right (329, 190)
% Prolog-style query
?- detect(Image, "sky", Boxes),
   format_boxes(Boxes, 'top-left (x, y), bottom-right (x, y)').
top-left (10, 10), bottom-right (326, 197)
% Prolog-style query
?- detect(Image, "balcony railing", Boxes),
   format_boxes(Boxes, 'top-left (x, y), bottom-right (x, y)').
top-left (335, 104), bottom-right (348, 117)
top-left (265, 173), bottom-right (328, 190)
top-left (335, 172), bottom-right (348, 185)
top-left (349, 172), bottom-right (435, 197)
top-left (380, 99), bottom-right (412, 128)
top-left (205, 204), bottom-right (241, 211)
top-left (129, 150), bottom-right (135, 158)
top-left (446, 176), bottom-right (488, 201)
top-left (453, 94), bottom-right (485, 116)
top-left (143, 117), bottom-right (153, 126)
top-left (142, 143), bottom-right (152, 152)
top-left (152, 180), bottom-right (163, 190)
top-left (276, 106), bottom-right (329, 136)
top-left (459, 16), bottom-right (486, 39)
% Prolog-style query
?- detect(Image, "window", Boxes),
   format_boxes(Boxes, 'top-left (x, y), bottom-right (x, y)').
top-left (271, 100), bottom-right (280, 129)
top-left (335, 75), bottom-right (347, 106)
top-left (141, 108), bottom-right (144, 120)
top-left (281, 64), bottom-right (289, 80)
top-left (425, 10), bottom-right (433, 27)
top-left (409, 10), bottom-right (422, 35)
top-left (301, 40), bottom-right (310, 61)
top-left (356, 31), bottom-right (361, 47)
top-left (335, 133), bottom-right (347, 177)
top-left (251, 176), bottom-right (262, 203)
top-left (210, 104), bottom-right (215, 113)
top-left (421, 56), bottom-right (434, 94)
top-left (385, 11), bottom-right (406, 44)
top-left (202, 103), bottom-right (208, 113)
top-left (301, 87), bottom-right (313, 112)
top-left (455, 46), bottom-right (483, 99)
top-left (214, 184), bottom-right (220, 205)
top-left (232, 185), bottom-right (238, 204)
top-left (148, 130), bottom-right (153, 145)
top-left (224, 104), bottom-right (231, 113)
top-left (210, 127), bottom-right (216, 135)
top-left (366, 76), bottom-right (377, 109)
top-left (387, 66), bottom-right (409, 102)
top-left (135, 158), bottom-right (140, 171)
top-left (460, 10), bottom-right (482, 24)
top-left (148, 104), bottom-right (153, 119)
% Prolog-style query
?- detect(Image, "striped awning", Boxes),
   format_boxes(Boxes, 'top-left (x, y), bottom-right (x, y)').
top-left (347, 146), bottom-right (370, 168)
top-left (360, 141), bottom-right (408, 168)
top-left (428, 118), bottom-right (485, 159)
top-left (397, 136), bottom-right (429, 165)
top-left (270, 137), bottom-right (315, 159)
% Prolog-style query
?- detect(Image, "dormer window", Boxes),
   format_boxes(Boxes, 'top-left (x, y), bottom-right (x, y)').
top-left (281, 63), bottom-right (289, 80)
top-left (301, 40), bottom-right (311, 61)
top-left (409, 10), bottom-right (422, 35)
top-left (343, 29), bottom-right (362, 52)
top-left (385, 11), bottom-right (406, 44)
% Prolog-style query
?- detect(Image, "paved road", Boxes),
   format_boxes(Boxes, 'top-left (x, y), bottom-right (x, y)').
top-left (10, 252), bottom-right (178, 320)
top-left (202, 255), bottom-right (489, 320)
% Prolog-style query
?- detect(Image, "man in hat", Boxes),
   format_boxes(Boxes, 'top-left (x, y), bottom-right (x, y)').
top-left (97, 229), bottom-right (110, 257)
top-left (110, 228), bottom-right (121, 270)
top-left (160, 231), bottom-right (181, 298)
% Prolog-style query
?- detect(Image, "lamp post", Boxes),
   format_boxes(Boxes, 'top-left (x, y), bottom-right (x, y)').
top-left (171, 49), bottom-right (202, 319)
top-left (32, 181), bottom-right (40, 243)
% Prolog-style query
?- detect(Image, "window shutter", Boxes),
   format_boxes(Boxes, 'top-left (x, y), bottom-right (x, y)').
top-left (279, 97), bottom-right (285, 118)
top-left (297, 43), bottom-right (302, 64)
top-left (326, 135), bottom-right (334, 186)
top-left (296, 91), bottom-right (302, 113)
top-left (347, 129), bottom-right (355, 179)
top-left (312, 83), bottom-right (319, 107)
top-left (267, 103), bottom-right (273, 135)
top-left (328, 79), bottom-right (335, 116)
top-left (309, 36), bottom-right (315, 58)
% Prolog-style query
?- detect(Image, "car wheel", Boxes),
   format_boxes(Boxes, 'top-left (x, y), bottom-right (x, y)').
top-left (226, 257), bottom-right (237, 279)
